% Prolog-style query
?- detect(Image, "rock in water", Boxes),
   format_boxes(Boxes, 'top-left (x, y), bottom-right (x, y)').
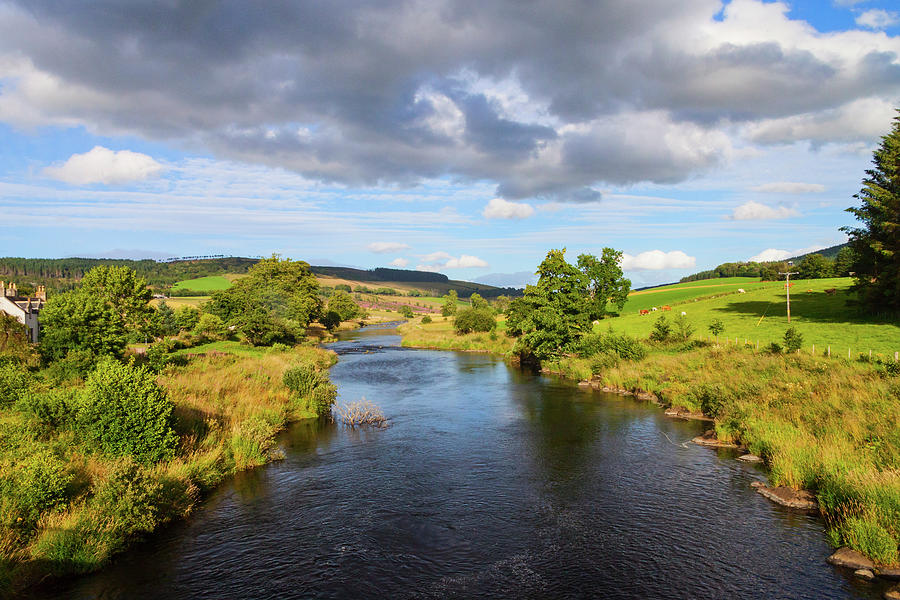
top-left (753, 484), bottom-right (818, 511)
top-left (854, 569), bottom-right (875, 581)
top-left (884, 584), bottom-right (900, 600)
top-left (738, 454), bottom-right (763, 463)
top-left (826, 547), bottom-right (875, 571)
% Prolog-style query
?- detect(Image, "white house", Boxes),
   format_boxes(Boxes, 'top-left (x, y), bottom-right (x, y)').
top-left (0, 281), bottom-right (46, 343)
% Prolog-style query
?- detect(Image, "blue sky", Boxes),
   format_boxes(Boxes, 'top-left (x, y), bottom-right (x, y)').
top-left (1, 0), bottom-right (898, 287)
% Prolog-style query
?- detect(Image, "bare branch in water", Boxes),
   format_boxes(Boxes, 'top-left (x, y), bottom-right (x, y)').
top-left (332, 398), bottom-right (388, 428)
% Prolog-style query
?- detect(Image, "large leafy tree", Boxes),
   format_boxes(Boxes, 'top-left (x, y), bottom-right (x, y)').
top-left (507, 248), bottom-right (630, 360)
top-left (206, 256), bottom-right (322, 344)
top-left (842, 110), bottom-right (900, 311)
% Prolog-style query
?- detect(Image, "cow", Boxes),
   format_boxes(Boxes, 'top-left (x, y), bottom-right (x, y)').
top-left (681, 311), bottom-right (687, 316)
top-left (737, 288), bottom-right (745, 293)
top-left (825, 288), bottom-right (837, 295)
top-left (639, 309), bottom-right (650, 316)
top-left (651, 307), bottom-right (658, 311)
top-left (661, 305), bottom-right (671, 311)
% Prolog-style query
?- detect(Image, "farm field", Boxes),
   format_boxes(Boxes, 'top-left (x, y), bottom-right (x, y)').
top-left (622, 277), bottom-right (777, 313)
top-left (171, 274), bottom-right (237, 292)
top-left (604, 277), bottom-right (900, 357)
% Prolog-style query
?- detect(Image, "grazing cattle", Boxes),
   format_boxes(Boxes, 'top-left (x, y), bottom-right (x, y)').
top-left (661, 305), bottom-right (671, 311)
top-left (651, 307), bottom-right (658, 311)
top-left (825, 288), bottom-right (837, 295)
top-left (807, 289), bottom-right (813, 292)
top-left (737, 288), bottom-right (745, 293)
top-left (639, 309), bottom-right (650, 316)
top-left (681, 311), bottom-right (687, 316)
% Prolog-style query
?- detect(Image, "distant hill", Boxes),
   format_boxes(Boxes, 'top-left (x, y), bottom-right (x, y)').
top-left (679, 243), bottom-right (850, 284)
top-left (785, 243), bottom-right (847, 263)
top-left (0, 256), bottom-right (518, 298)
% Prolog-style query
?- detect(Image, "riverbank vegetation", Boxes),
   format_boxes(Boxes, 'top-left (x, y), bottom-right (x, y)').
top-left (395, 115), bottom-right (900, 566)
top-left (0, 258), bottom-right (344, 595)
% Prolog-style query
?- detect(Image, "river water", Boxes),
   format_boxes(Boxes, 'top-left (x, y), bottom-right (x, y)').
top-left (31, 325), bottom-right (884, 599)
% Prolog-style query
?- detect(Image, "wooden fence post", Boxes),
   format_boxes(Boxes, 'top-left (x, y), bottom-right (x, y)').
top-left (827, 345), bottom-right (831, 357)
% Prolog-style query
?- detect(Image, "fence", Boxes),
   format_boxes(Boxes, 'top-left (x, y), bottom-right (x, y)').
top-left (700, 335), bottom-right (899, 362)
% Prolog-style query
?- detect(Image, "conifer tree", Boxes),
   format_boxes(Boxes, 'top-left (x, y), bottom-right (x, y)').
top-left (842, 110), bottom-right (900, 311)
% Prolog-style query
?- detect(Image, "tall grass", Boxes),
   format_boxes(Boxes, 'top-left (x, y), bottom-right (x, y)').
top-left (589, 345), bottom-right (900, 565)
top-left (0, 344), bottom-right (337, 593)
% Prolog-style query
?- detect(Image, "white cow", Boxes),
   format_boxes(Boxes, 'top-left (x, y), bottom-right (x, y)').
top-left (737, 288), bottom-right (746, 293)
top-left (681, 311), bottom-right (687, 316)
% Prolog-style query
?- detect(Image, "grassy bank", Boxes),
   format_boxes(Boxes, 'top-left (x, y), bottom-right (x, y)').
top-left (0, 344), bottom-right (336, 595)
top-left (397, 315), bottom-right (900, 566)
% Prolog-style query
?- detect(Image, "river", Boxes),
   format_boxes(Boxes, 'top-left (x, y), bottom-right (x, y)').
top-left (30, 325), bottom-right (883, 599)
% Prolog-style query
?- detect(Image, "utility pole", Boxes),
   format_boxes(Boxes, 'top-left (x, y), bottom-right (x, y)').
top-left (779, 262), bottom-right (799, 323)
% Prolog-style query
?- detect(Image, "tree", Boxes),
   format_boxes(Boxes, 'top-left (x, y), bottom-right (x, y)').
top-left (206, 256), bottom-right (322, 345)
top-left (441, 290), bottom-right (458, 316)
top-left (842, 109), bottom-right (900, 311)
top-left (454, 307), bottom-right (496, 334)
top-left (649, 315), bottom-right (671, 342)
top-left (153, 300), bottom-right (179, 337)
top-left (783, 326), bottom-right (803, 353)
top-left (797, 253), bottom-right (833, 279)
top-left (832, 246), bottom-right (857, 278)
top-left (469, 292), bottom-right (489, 310)
top-left (576, 248), bottom-right (631, 318)
top-left (326, 290), bottom-right (362, 322)
top-left (175, 306), bottom-right (201, 331)
top-left (193, 313), bottom-right (227, 340)
top-left (80, 265), bottom-right (153, 330)
top-left (672, 314), bottom-right (694, 342)
top-left (39, 291), bottom-right (126, 362)
top-left (708, 319), bottom-right (725, 342)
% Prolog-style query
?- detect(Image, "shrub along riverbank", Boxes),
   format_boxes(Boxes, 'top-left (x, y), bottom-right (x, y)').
top-left (0, 344), bottom-right (336, 595)
top-left (397, 315), bottom-right (900, 568)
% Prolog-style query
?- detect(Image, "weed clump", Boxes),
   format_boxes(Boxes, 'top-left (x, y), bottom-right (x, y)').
top-left (332, 400), bottom-right (387, 428)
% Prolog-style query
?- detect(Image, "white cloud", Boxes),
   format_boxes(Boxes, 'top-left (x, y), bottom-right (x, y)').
top-left (748, 244), bottom-right (827, 262)
top-left (482, 197), bottom-right (535, 219)
top-left (417, 251), bottom-right (489, 270)
top-left (730, 200), bottom-right (800, 220)
top-left (749, 182), bottom-right (825, 194)
top-left (856, 9), bottom-right (899, 30)
top-left (445, 254), bottom-right (489, 268)
top-left (621, 250), bottom-right (695, 271)
top-left (43, 146), bottom-right (164, 185)
top-left (367, 241), bottom-right (411, 253)
top-left (389, 257), bottom-right (409, 268)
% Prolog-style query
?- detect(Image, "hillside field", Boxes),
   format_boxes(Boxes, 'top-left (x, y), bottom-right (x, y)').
top-left (605, 277), bottom-right (900, 357)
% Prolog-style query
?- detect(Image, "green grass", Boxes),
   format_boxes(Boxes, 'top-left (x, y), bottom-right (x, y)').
top-left (171, 275), bottom-right (233, 292)
top-left (173, 340), bottom-right (276, 358)
top-left (623, 277), bottom-right (775, 313)
top-left (605, 277), bottom-right (900, 357)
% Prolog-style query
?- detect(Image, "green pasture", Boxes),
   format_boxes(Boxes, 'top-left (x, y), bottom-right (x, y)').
top-left (603, 277), bottom-right (900, 357)
top-left (622, 277), bottom-right (775, 313)
top-left (171, 275), bottom-right (233, 292)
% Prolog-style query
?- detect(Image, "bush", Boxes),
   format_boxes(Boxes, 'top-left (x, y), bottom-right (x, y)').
top-left (590, 353), bottom-right (619, 373)
top-left (421, 315), bottom-right (432, 324)
top-left (16, 388), bottom-right (77, 431)
top-left (91, 459), bottom-right (164, 537)
top-left (766, 341), bottom-right (783, 354)
top-left (577, 332), bottom-right (647, 361)
top-left (193, 313), bottom-right (227, 341)
top-left (283, 364), bottom-right (336, 417)
top-left (174, 306), bottom-right (201, 331)
top-left (77, 359), bottom-right (178, 463)
top-left (708, 319), bottom-right (725, 338)
top-left (649, 315), bottom-right (671, 342)
top-left (0, 363), bottom-right (32, 408)
top-left (783, 326), bottom-right (804, 353)
top-left (454, 308), bottom-right (496, 334)
top-left (5, 451), bottom-right (73, 528)
top-left (145, 338), bottom-right (181, 372)
top-left (399, 305), bottom-right (414, 318)
top-left (673, 314), bottom-right (694, 342)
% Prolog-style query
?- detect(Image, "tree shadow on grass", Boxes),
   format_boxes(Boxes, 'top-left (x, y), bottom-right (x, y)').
top-left (710, 291), bottom-right (898, 325)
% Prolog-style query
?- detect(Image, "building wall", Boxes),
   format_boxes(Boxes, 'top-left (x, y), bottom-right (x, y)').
top-left (0, 295), bottom-right (40, 343)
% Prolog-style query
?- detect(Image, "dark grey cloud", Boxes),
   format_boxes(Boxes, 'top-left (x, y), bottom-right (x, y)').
top-left (0, 0), bottom-right (896, 199)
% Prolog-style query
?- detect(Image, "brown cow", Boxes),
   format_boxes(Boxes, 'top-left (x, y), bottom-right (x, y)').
top-left (639, 309), bottom-right (650, 315)
top-left (825, 288), bottom-right (837, 295)
top-left (661, 305), bottom-right (671, 311)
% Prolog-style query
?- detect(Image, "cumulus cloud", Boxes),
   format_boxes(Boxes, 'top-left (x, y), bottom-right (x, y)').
top-left (389, 257), bottom-right (409, 268)
top-left (730, 200), bottom-right (800, 220)
top-left (748, 244), bottom-right (827, 262)
top-left (749, 182), bottom-right (825, 194)
top-left (417, 251), bottom-right (489, 271)
top-left (482, 198), bottom-right (534, 219)
top-left (367, 241), bottom-right (411, 254)
top-left (856, 9), bottom-right (899, 30)
top-left (42, 146), bottom-right (163, 185)
top-left (0, 0), bottom-right (897, 198)
top-left (621, 250), bottom-right (696, 270)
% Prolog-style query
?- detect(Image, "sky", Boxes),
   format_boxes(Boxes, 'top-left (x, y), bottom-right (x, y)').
top-left (0, 0), bottom-right (898, 288)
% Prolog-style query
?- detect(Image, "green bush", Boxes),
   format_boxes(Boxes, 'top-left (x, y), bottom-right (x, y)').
top-left (421, 315), bottom-right (432, 324)
top-left (649, 315), bottom-right (671, 342)
top-left (577, 332), bottom-right (646, 361)
top-left (16, 388), bottom-right (77, 431)
top-left (145, 338), bottom-right (180, 372)
top-left (283, 364), bottom-right (336, 417)
top-left (91, 459), bottom-right (164, 537)
top-left (77, 359), bottom-right (178, 463)
top-left (6, 451), bottom-right (73, 528)
top-left (193, 313), bottom-right (227, 340)
top-left (590, 353), bottom-right (619, 373)
top-left (399, 305), bottom-right (414, 319)
top-left (0, 363), bottom-right (32, 407)
top-left (673, 314), bottom-right (694, 342)
top-left (766, 341), bottom-right (783, 354)
top-left (783, 326), bottom-right (803, 353)
top-left (454, 308), bottom-right (496, 334)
